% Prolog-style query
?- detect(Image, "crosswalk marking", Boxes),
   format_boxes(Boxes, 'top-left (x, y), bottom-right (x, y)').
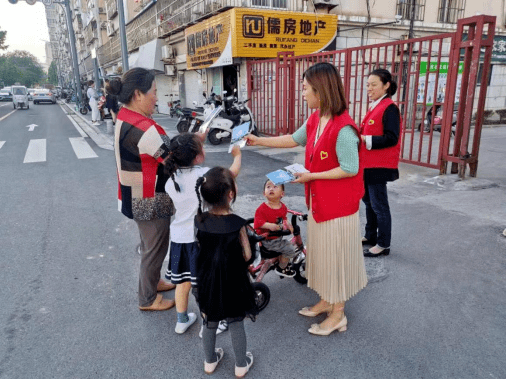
top-left (0, 141), bottom-right (5, 150)
top-left (69, 137), bottom-right (98, 159)
top-left (24, 139), bottom-right (46, 163)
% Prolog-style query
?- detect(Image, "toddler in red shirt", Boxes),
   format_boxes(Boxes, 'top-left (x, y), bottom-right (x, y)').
top-left (254, 180), bottom-right (297, 277)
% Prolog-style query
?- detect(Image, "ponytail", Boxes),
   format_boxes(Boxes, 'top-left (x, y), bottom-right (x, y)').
top-left (164, 133), bottom-right (203, 192)
top-left (370, 68), bottom-right (398, 97)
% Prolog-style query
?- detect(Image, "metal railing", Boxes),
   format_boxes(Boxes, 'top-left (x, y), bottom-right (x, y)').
top-left (247, 15), bottom-right (496, 178)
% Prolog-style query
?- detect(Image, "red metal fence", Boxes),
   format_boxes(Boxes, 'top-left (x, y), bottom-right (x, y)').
top-left (247, 15), bottom-right (496, 178)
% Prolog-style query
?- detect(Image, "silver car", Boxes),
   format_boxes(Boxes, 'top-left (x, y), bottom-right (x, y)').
top-left (33, 89), bottom-right (56, 104)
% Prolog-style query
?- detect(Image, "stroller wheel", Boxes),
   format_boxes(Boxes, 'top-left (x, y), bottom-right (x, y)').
top-left (292, 260), bottom-right (308, 285)
top-left (252, 282), bottom-right (270, 312)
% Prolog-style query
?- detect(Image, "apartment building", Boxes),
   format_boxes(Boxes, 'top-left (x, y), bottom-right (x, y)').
top-left (45, 3), bottom-right (73, 86)
top-left (46, 0), bottom-right (506, 112)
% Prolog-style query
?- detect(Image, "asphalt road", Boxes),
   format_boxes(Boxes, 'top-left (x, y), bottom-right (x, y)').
top-left (0, 103), bottom-right (505, 378)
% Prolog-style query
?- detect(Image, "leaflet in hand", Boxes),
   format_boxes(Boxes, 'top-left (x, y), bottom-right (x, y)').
top-left (228, 121), bottom-right (251, 153)
top-left (265, 163), bottom-right (309, 185)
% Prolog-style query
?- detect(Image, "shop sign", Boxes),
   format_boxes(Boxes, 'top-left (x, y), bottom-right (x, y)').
top-left (185, 8), bottom-right (337, 70)
top-left (418, 61), bottom-right (464, 105)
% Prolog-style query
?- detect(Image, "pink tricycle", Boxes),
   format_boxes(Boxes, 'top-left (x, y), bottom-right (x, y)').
top-left (246, 209), bottom-right (308, 311)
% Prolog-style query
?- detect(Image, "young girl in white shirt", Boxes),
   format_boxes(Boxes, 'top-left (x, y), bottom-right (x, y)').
top-left (164, 133), bottom-right (241, 335)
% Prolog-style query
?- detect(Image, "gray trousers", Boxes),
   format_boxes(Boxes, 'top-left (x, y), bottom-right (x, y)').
top-left (135, 218), bottom-right (171, 307)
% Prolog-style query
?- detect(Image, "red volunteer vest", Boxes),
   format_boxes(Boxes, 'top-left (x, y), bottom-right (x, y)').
top-left (305, 111), bottom-right (364, 223)
top-left (360, 97), bottom-right (402, 169)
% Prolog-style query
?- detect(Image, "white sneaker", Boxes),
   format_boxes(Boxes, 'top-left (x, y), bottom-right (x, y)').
top-left (175, 312), bottom-right (197, 334)
top-left (199, 320), bottom-right (228, 338)
top-left (235, 352), bottom-right (253, 378)
top-left (92, 122), bottom-right (101, 126)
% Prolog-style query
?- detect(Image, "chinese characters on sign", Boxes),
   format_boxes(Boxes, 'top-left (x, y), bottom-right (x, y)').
top-left (185, 9), bottom-right (337, 70)
top-left (242, 15), bottom-right (328, 50)
top-left (417, 61), bottom-right (464, 105)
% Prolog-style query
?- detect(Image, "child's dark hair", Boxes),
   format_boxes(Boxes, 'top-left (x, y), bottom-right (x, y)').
top-left (370, 68), bottom-right (398, 97)
top-left (164, 133), bottom-right (203, 192)
top-left (196, 167), bottom-right (237, 215)
top-left (264, 179), bottom-right (284, 191)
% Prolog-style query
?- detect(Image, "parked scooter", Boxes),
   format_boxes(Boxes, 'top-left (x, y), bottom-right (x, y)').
top-left (202, 89), bottom-right (258, 145)
top-left (423, 104), bottom-right (457, 135)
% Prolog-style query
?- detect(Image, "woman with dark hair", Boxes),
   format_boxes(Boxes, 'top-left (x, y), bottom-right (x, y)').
top-left (361, 68), bottom-right (402, 257)
top-left (104, 78), bottom-right (120, 123)
top-left (107, 67), bottom-right (176, 311)
top-left (246, 62), bottom-right (367, 336)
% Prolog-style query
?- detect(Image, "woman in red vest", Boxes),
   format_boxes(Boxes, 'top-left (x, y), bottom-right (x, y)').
top-left (360, 69), bottom-right (402, 257)
top-left (246, 63), bottom-right (367, 336)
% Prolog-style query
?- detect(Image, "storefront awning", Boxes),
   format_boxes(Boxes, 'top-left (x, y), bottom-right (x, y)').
top-left (129, 39), bottom-right (165, 72)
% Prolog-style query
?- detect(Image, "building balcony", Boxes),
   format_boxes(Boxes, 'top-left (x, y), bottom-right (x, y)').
top-left (84, 25), bottom-right (98, 45)
top-left (105, 0), bottom-right (118, 20)
top-left (156, 0), bottom-right (299, 38)
top-left (126, 4), bottom-right (157, 52)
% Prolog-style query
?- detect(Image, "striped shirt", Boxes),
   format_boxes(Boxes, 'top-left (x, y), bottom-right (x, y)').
top-left (114, 107), bottom-right (173, 220)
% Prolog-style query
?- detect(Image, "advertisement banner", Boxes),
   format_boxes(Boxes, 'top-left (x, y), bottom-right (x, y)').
top-left (417, 61), bottom-right (464, 105)
top-left (185, 8), bottom-right (337, 70)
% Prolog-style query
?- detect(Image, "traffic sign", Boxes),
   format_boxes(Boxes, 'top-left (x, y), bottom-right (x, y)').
top-left (26, 0), bottom-right (37, 5)
top-left (41, 0), bottom-right (53, 6)
top-left (8, 0), bottom-right (18, 4)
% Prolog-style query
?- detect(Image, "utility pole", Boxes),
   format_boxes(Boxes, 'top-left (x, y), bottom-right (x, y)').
top-left (117, 0), bottom-right (129, 72)
top-left (408, 0), bottom-right (416, 39)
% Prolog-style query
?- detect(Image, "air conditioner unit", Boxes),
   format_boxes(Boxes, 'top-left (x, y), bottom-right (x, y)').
top-left (164, 64), bottom-right (176, 76)
top-left (107, 22), bottom-right (115, 36)
top-left (161, 45), bottom-right (174, 59)
top-left (313, 0), bottom-right (339, 8)
top-left (98, 7), bottom-right (105, 13)
top-left (100, 21), bottom-right (108, 29)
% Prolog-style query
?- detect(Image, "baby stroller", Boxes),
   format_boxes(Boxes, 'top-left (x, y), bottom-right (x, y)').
top-left (246, 209), bottom-right (308, 312)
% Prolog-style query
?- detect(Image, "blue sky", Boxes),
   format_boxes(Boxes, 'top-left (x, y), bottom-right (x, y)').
top-left (0, 1), bottom-right (50, 64)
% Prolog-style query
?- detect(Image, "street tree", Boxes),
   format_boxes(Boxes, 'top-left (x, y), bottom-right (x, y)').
top-left (48, 61), bottom-right (58, 85)
top-left (0, 27), bottom-right (7, 51)
top-left (0, 50), bottom-right (44, 87)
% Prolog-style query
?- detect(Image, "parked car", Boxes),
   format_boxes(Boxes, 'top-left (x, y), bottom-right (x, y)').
top-left (12, 85), bottom-right (29, 109)
top-left (27, 88), bottom-right (36, 101)
top-left (33, 89), bottom-right (56, 104)
top-left (0, 89), bottom-right (13, 102)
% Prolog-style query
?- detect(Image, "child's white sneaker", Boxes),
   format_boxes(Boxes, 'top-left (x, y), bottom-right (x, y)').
top-left (235, 352), bottom-right (253, 378)
top-left (199, 320), bottom-right (228, 338)
top-left (175, 312), bottom-right (197, 334)
top-left (204, 348), bottom-right (224, 374)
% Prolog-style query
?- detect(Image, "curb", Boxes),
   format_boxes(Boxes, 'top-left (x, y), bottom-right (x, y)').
top-left (60, 101), bottom-right (114, 151)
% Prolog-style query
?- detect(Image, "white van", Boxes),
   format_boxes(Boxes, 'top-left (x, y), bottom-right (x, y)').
top-left (12, 86), bottom-right (29, 110)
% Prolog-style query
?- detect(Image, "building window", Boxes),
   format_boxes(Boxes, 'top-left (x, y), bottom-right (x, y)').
top-left (438, 0), bottom-right (466, 24)
top-left (477, 63), bottom-right (493, 86)
top-left (396, 0), bottom-right (426, 21)
top-left (252, 0), bottom-right (287, 8)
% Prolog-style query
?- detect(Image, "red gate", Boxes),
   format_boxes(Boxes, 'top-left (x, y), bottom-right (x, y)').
top-left (247, 15), bottom-right (495, 178)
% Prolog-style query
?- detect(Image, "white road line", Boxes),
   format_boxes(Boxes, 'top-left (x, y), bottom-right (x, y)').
top-left (0, 141), bottom-right (5, 149)
top-left (69, 137), bottom-right (98, 159)
top-left (24, 139), bottom-right (46, 163)
top-left (0, 110), bottom-right (16, 122)
top-left (60, 103), bottom-right (88, 137)
top-left (66, 114), bottom-right (87, 137)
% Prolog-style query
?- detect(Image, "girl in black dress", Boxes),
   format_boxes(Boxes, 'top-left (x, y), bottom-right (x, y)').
top-left (195, 166), bottom-right (257, 378)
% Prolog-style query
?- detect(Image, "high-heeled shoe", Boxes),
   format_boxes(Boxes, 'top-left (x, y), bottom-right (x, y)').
top-left (363, 245), bottom-right (390, 257)
top-left (308, 315), bottom-right (347, 336)
top-left (298, 305), bottom-right (333, 317)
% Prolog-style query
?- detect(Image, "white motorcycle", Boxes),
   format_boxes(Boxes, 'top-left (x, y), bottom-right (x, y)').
top-left (200, 90), bottom-right (258, 145)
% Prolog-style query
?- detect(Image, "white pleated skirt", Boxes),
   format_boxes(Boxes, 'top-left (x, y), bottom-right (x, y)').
top-left (306, 210), bottom-right (368, 304)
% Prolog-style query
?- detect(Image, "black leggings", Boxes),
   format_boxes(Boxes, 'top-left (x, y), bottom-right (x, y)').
top-left (202, 320), bottom-right (247, 367)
